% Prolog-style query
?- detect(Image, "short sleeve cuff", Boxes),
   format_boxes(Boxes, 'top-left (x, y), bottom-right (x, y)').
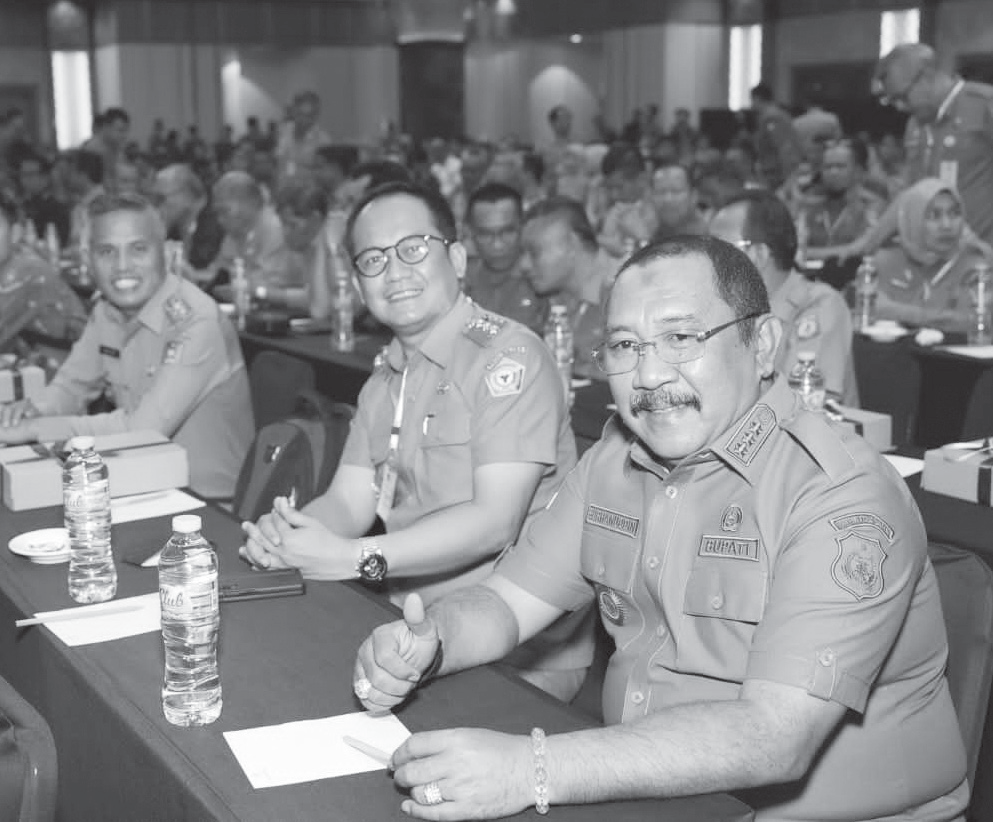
top-left (747, 649), bottom-right (871, 712)
top-left (496, 547), bottom-right (592, 613)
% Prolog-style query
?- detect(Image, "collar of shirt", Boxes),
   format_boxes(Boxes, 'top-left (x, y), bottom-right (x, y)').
top-left (382, 292), bottom-right (474, 372)
top-left (935, 78), bottom-right (966, 124)
top-left (621, 377), bottom-right (794, 485)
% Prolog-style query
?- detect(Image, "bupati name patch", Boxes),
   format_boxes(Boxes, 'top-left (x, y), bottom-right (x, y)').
top-left (699, 535), bottom-right (760, 561)
top-left (585, 505), bottom-right (640, 538)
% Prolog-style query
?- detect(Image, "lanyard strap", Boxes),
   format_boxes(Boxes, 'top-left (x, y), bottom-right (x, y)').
top-left (388, 368), bottom-right (408, 456)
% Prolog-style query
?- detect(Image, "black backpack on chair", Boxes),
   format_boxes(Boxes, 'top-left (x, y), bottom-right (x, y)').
top-left (232, 389), bottom-right (355, 523)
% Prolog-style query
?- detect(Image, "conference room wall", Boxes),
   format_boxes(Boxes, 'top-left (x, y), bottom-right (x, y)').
top-left (934, 0), bottom-right (993, 65)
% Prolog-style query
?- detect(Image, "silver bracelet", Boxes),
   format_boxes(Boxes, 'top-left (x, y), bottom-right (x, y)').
top-left (531, 727), bottom-right (549, 814)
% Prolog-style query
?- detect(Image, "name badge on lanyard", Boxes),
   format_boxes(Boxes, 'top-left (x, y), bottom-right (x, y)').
top-left (375, 368), bottom-right (407, 524)
top-left (940, 160), bottom-right (958, 188)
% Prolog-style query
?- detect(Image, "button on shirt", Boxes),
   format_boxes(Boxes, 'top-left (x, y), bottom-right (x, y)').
top-left (32, 274), bottom-right (254, 498)
top-left (772, 270), bottom-right (858, 406)
top-left (497, 377), bottom-right (966, 821)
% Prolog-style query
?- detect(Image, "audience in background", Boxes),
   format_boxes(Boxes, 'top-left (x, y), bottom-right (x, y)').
top-left (521, 196), bottom-right (613, 378)
top-left (875, 178), bottom-right (990, 334)
top-left (463, 182), bottom-right (545, 331)
top-left (153, 163), bottom-right (225, 282)
top-left (751, 81), bottom-right (803, 191)
top-left (649, 160), bottom-right (708, 241)
top-left (595, 143), bottom-right (658, 258)
top-left (710, 189), bottom-right (859, 405)
top-left (15, 151), bottom-right (71, 246)
top-left (276, 91), bottom-right (332, 185)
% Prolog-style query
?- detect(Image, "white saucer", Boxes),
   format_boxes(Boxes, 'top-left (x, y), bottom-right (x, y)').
top-left (863, 323), bottom-right (910, 343)
top-left (9, 528), bottom-right (70, 565)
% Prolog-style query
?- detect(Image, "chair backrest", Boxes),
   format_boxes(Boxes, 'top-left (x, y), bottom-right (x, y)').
top-left (928, 540), bottom-right (993, 790)
top-left (248, 350), bottom-right (316, 430)
top-left (233, 390), bottom-right (355, 523)
top-left (0, 675), bottom-right (57, 822)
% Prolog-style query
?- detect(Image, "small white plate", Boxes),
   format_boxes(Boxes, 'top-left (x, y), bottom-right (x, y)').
top-left (863, 323), bottom-right (910, 343)
top-left (9, 528), bottom-right (70, 565)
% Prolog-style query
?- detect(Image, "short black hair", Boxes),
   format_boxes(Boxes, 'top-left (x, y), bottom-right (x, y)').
top-left (67, 149), bottom-right (104, 185)
top-left (103, 107), bottom-right (130, 126)
top-left (315, 145), bottom-right (358, 176)
top-left (720, 189), bottom-right (798, 271)
top-left (601, 144), bottom-right (644, 178)
top-left (467, 182), bottom-right (522, 222)
top-left (523, 195), bottom-right (598, 253)
top-left (750, 82), bottom-right (774, 103)
top-left (344, 181), bottom-right (457, 260)
top-left (277, 182), bottom-right (328, 217)
top-left (616, 235), bottom-right (770, 345)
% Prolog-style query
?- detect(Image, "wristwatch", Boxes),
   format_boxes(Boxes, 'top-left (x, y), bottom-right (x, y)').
top-left (356, 537), bottom-right (388, 583)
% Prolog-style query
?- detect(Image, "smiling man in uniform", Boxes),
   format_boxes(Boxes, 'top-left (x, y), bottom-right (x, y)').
top-left (352, 234), bottom-right (967, 822)
top-left (0, 192), bottom-right (253, 499)
top-left (242, 181), bottom-right (591, 701)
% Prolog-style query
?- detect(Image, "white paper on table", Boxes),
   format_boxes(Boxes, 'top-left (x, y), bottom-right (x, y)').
top-left (224, 712), bottom-right (411, 789)
top-left (111, 489), bottom-right (205, 525)
top-left (884, 454), bottom-right (924, 478)
top-left (939, 345), bottom-right (993, 359)
top-left (42, 593), bottom-right (161, 647)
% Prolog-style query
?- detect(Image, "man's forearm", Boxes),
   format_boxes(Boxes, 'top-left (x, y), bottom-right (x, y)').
top-left (428, 584), bottom-right (522, 676)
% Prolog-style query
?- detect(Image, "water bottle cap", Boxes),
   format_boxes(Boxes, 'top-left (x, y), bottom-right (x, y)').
top-left (172, 514), bottom-right (202, 534)
top-left (69, 435), bottom-right (95, 451)
top-left (797, 351), bottom-right (816, 363)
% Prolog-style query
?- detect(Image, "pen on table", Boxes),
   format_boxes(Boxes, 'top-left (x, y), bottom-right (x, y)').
top-left (342, 735), bottom-right (392, 767)
top-left (15, 601), bottom-right (145, 628)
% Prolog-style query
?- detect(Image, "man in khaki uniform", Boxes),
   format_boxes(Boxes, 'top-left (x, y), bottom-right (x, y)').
top-left (352, 234), bottom-right (966, 822)
top-left (0, 192), bottom-right (254, 499)
top-left (242, 182), bottom-right (591, 701)
top-left (711, 190), bottom-right (859, 406)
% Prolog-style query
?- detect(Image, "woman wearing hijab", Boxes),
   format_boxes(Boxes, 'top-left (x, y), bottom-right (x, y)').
top-left (874, 177), bottom-right (990, 333)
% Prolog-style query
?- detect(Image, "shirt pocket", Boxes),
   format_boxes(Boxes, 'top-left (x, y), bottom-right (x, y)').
top-left (580, 530), bottom-right (645, 636)
top-left (675, 560), bottom-right (767, 681)
top-left (413, 397), bottom-right (474, 511)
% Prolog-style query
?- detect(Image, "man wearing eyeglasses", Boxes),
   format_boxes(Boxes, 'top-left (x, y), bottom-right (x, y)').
top-left (711, 190), bottom-right (858, 406)
top-left (463, 182), bottom-right (546, 331)
top-left (242, 181), bottom-right (592, 702)
top-left (829, 43), bottom-right (993, 262)
top-left (352, 234), bottom-right (966, 821)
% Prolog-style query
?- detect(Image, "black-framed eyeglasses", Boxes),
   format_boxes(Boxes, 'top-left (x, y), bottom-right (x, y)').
top-left (592, 312), bottom-right (764, 375)
top-left (878, 66), bottom-right (926, 110)
top-left (352, 234), bottom-right (452, 278)
top-left (473, 226), bottom-right (520, 245)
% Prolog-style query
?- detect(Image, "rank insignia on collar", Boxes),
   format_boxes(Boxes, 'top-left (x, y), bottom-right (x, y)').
top-left (796, 313), bottom-right (819, 340)
top-left (164, 296), bottom-right (193, 325)
top-left (720, 504), bottom-right (743, 533)
top-left (162, 340), bottom-right (183, 365)
top-left (595, 585), bottom-right (627, 626)
top-left (724, 404), bottom-right (776, 466)
top-left (484, 356), bottom-right (525, 397)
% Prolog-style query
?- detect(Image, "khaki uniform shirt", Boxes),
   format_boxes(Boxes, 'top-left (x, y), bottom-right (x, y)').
top-left (216, 207), bottom-right (289, 291)
top-left (772, 270), bottom-right (859, 406)
top-left (498, 378), bottom-right (967, 821)
top-left (33, 274), bottom-right (254, 498)
top-left (340, 294), bottom-right (592, 674)
top-left (904, 80), bottom-right (993, 246)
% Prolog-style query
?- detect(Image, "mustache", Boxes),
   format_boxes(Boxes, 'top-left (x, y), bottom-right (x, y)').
top-left (630, 389), bottom-right (701, 414)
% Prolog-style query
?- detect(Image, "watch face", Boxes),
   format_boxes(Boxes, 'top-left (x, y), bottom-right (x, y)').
top-left (360, 552), bottom-right (388, 582)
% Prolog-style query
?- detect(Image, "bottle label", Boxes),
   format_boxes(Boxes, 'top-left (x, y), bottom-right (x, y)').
top-left (64, 482), bottom-right (110, 512)
top-left (160, 578), bottom-right (218, 616)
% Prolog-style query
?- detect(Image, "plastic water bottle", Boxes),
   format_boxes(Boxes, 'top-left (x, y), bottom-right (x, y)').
top-left (854, 256), bottom-right (878, 332)
top-left (231, 257), bottom-right (250, 331)
top-left (787, 352), bottom-right (826, 413)
top-left (329, 244), bottom-right (355, 352)
top-left (968, 261), bottom-right (993, 346)
top-left (159, 514), bottom-right (222, 727)
top-left (543, 304), bottom-right (574, 408)
top-left (63, 436), bottom-right (117, 603)
top-left (44, 223), bottom-right (60, 266)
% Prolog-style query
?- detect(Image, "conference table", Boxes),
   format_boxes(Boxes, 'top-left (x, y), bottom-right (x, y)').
top-left (0, 501), bottom-right (753, 822)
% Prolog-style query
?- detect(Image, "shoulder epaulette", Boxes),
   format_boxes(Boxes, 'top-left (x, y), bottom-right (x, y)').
top-left (463, 311), bottom-right (506, 346)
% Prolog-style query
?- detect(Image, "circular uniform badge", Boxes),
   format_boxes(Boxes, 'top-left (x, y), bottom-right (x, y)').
top-left (596, 585), bottom-right (627, 626)
top-left (796, 313), bottom-right (820, 340)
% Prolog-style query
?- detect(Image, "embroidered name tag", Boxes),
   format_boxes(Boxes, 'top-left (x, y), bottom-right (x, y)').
top-left (699, 535), bottom-right (760, 561)
top-left (585, 505), bottom-right (640, 538)
top-left (99, 345), bottom-right (120, 359)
